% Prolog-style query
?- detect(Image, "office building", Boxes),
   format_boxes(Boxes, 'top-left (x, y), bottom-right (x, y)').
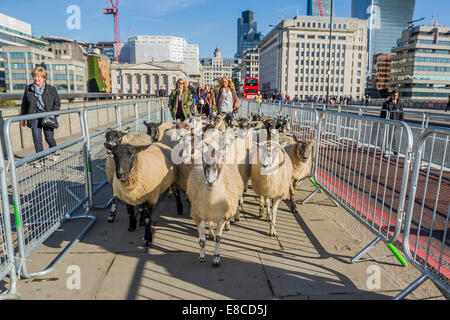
top-left (3, 45), bottom-right (87, 93)
top-left (236, 10), bottom-right (262, 58)
top-left (240, 47), bottom-right (259, 80)
top-left (391, 24), bottom-right (450, 100)
top-left (307, 0), bottom-right (334, 17)
top-left (120, 36), bottom-right (199, 78)
top-left (259, 15), bottom-right (368, 100)
top-left (0, 12), bottom-right (48, 90)
top-left (351, 0), bottom-right (416, 72)
top-left (200, 47), bottom-right (234, 87)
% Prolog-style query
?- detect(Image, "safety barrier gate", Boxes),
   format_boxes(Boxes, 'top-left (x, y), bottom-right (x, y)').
top-left (0, 138), bottom-right (18, 299)
top-left (394, 128), bottom-right (450, 299)
top-left (309, 112), bottom-right (414, 264)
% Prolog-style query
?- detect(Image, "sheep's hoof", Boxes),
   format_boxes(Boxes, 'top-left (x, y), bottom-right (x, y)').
top-left (207, 233), bottom-right (215, 241)
top-left (213, 254), bottom-right (221, 266)
top-left (224, 221), bottom-right (230, 231)
top-left (234, 216), bottom-right (240, 222)
top-left (269, 228), bottom-right (277, 238)
top-left (107, 214), bottom-right (115, 223)
top-left (258, 207), bottom-right (265, 217)
top-left (199, 255), bottom-right (206, 263)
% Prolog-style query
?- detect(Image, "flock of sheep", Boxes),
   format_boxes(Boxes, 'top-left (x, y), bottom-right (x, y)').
top-left (103, 112), bottom-right (314, 266)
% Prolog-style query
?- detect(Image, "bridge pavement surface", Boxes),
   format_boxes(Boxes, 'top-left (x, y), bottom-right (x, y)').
top-left (13, 179), bottom-right (446, 300)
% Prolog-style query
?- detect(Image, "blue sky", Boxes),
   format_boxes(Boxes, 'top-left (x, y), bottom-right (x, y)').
top-left (1, 0), bottom-right (449, 58)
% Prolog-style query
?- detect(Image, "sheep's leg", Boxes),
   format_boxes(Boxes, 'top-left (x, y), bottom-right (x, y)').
top-left (265, 197), bottom-right (272, 222)
top-left (171, 184), bottom-right (183, 216)
top-left (138, 204), bottom-right (145, 226)
top-left (107, 196), bottom-right (119, 223)
top-left (127, 204), bottom-right (137, 232)
top-left (235, 198), bottom-right (242, 222)
top-left (207, 221), bottom-right (215, 241)
top-left (269, 197), bottom-right (281, 237)
top-left (143, 203), bottom-right (153, 248)
top-left (290, 179), bottom-right (299, 214)
top-left (167, 186), bottom-right (173, 199)
top-left (198, 221), bottom-right (207, 262)
top-left (259, 196), bottom-right (265, 217)
top-left (213, 219), bottom-right (227, 266)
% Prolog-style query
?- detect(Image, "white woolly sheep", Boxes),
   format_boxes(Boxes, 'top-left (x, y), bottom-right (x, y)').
top-left (250, 139), bottom-right (293, 237)
top-left (186, 146), bottom-right (244, 266)
top-left (285, 137), bottom-right (315, 214)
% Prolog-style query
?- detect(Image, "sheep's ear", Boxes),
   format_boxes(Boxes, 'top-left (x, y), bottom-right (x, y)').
top-left (104, 142), bottom-right (116, 151)
top-left (133, 144), bottom-right (151, 153)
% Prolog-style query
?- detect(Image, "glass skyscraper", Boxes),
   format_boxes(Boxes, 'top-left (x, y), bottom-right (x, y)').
top-left (307, 0), bottom-right (334, 17)
top-left (351, 0), bottom-right (416, 72)
top-left (236, 10), bottom-right (261, 58)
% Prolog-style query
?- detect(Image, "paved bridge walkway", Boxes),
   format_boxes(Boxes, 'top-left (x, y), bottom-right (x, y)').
top-left (14, 178), bottom-right (445, 300)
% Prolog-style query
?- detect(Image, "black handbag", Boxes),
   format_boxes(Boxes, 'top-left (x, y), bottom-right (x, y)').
top-left (41, 115), bottom-right (59, 129)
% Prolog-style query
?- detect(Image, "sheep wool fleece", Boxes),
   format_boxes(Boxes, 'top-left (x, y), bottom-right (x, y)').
top-left (112, 142), bottom-right (175, 206)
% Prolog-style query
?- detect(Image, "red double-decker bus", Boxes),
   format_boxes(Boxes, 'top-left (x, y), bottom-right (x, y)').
top-left (243, 77), bottom-right (259, 100)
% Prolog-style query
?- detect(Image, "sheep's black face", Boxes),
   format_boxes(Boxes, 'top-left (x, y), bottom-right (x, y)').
top-left (203, 162), bottom-right (223, 188)
top-left (276, 116), bottom-right (291, 134)
top-left (104, 143), bottom-right (151, 182)
top-left (105, 129), bottom-right (127, 148)
top-left (143, 121), bottom-right (158, 141)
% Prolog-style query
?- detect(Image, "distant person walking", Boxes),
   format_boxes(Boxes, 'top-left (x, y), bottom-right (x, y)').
top-left (20, 66), bottom-right (61, 167)
top-left (217, 77), bottom-right (240, 118)
top-left (446, 95), bottom-right (450, 112)
top-left (168, 78), bottom-right (192, 121)
top-left (188, 81), bottom-right (198, 114)
top-left (380, 90), bottom-right (404, 156)
top-left (158, 86), bottom-right (167, 97)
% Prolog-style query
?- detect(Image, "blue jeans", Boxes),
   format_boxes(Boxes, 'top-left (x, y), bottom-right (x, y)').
top-left (31, 119), bottom-right (57, 154)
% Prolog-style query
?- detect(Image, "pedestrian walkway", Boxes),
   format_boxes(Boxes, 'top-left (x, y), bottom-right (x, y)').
top-left (15, 179), bottom-right (446, 300)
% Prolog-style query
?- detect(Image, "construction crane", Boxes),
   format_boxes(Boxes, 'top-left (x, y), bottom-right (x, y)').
top-left (103, 0), bottom-right (120, 62)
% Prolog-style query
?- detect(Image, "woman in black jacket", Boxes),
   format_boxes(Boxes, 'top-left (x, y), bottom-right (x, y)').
top-left (20, 67), bottom-right (61, 165)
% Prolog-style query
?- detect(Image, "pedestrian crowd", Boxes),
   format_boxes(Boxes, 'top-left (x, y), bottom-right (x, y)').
top-left (167, 77), bottom-right (240, 122)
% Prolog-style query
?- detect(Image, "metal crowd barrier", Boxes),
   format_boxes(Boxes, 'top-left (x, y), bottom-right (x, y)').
top-left (395, 128), bottom-right (450, 299)
top-left (0, 139), bottom-right (19, 299)
top-left (305, 111), bottom-right (414, 264)
top-left (3, 109), bottom-right (96, 279)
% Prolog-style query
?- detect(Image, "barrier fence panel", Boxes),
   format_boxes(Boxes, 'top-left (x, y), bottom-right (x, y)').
top-left (279, 104), bottom-right (318, 141)
top-left (3, 109), bottom-right (96, 279)
top-left (395, 128), bottom-right (450, 300)
top-left (0, 139), bottom-right (18, 299)
top-left (308, 111), bottom-right (414, 263)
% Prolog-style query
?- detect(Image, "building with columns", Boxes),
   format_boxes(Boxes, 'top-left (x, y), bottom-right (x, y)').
top-left (111, 61), bottom-right (188, 95)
